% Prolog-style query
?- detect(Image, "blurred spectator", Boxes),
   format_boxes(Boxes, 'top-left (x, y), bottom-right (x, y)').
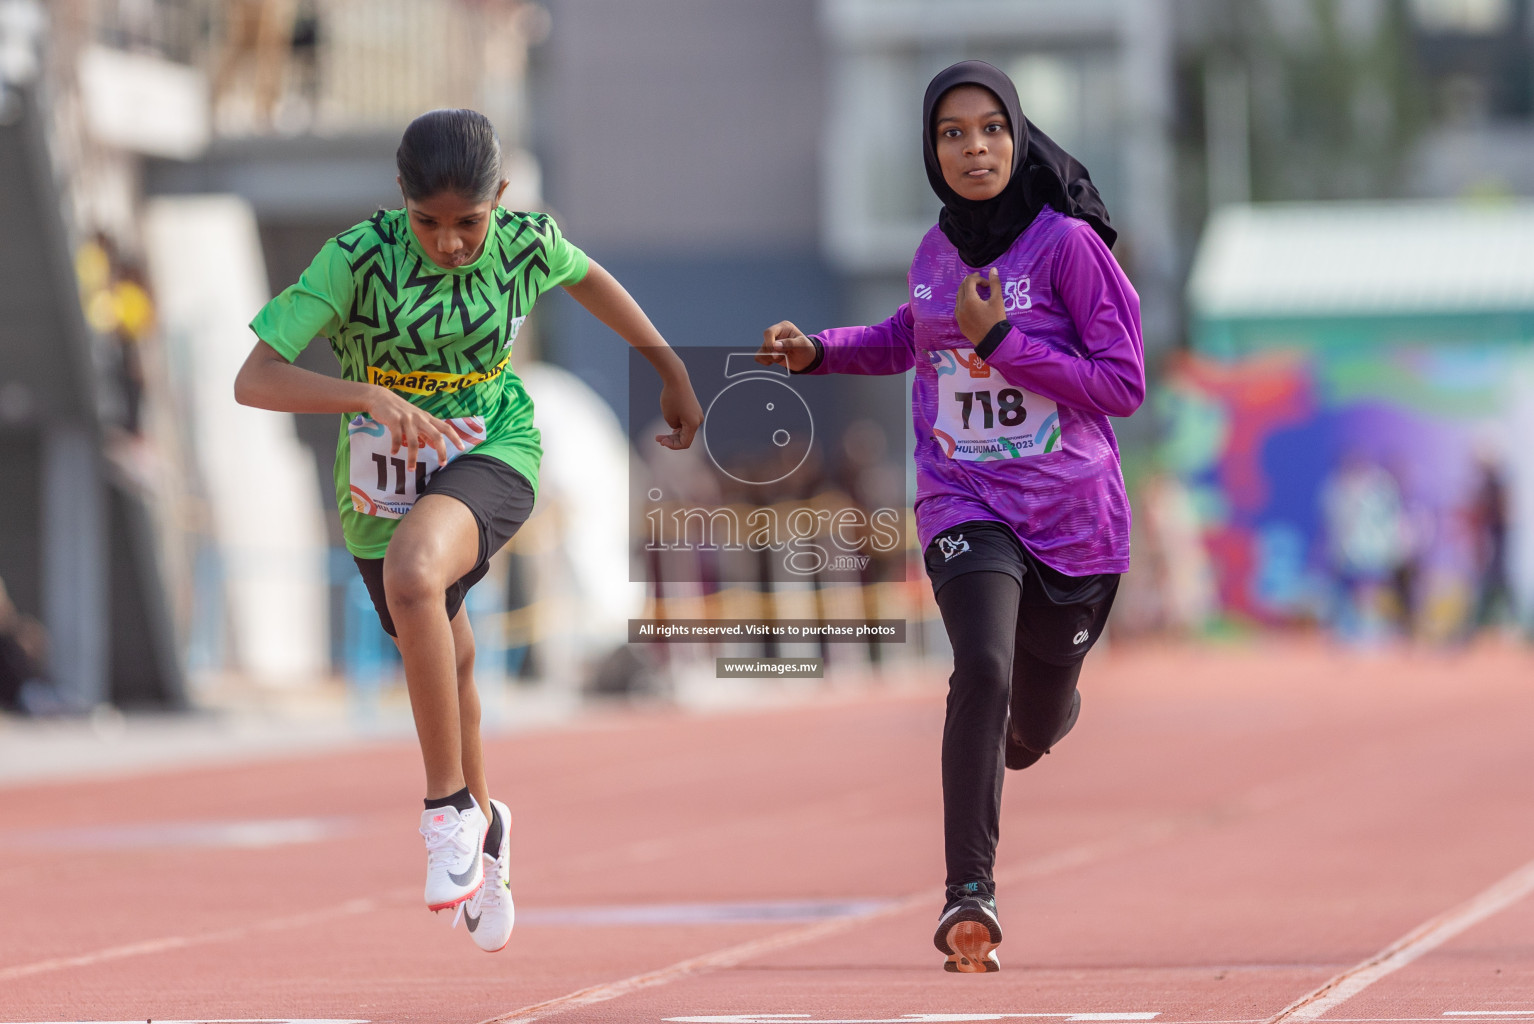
top-left (1464, 452), bottom-right (1513, 637)
top-left (1144, 473), bottom-right (1215, 636)
top-left (0, 575), bottom-right (65, 716)
top-left (76, 234), bottom-right (159, 436)
top-left (1322, 453), bottom-right (1412, 644)
top-left (1116, 472), bottom-right (1215, 638)
top-left (1385, 460), bottom-right (1430, 640)
top-left (212, 0), bottom-right (299, 130)
top-left (110, 263), bottom-right (156, 435)
top-left (76, 233), bottom-right (115, 329)
top-left (288, 0), bottom-right (322, 110)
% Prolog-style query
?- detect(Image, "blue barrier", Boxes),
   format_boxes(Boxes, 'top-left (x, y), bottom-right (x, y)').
top-left (184, 544), bottom-right (529, 700)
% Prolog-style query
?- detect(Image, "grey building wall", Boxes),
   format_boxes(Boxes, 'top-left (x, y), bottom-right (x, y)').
top-left (1, 84), bottom-right (182, 707)
top-left (531, 0), bottom-right (837, 420)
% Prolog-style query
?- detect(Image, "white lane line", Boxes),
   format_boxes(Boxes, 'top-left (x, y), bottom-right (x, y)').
top-left (0, 811), bottom-right (1161, 991)
top-left (0, 896), bottom-right (391, 981)
top-left (642, 1019), bottom-right (1516, 1024)
top-left (475, 809), bottom-right (1241, 1024)
top-left (666, 1016), bottom-right (1157, 1024)
top-left (475, 907), bottom-right (920, 1024)
top-left (1264, 856), bottom-right (1534, 1024)
top-left (516, 897), bottom-right (896, 926)
top-left (0, 817), bottom-right (350, 850)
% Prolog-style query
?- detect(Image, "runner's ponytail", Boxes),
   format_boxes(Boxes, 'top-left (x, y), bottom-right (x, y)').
top-left (396, 108), bottom-right (502, 202)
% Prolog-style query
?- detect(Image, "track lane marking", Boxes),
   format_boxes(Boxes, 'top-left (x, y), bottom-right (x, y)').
top-left (665, 1015), bottom-right (1160, 1023)
top-left (0, 808), bottom-right (1175, 990)
top-left (475, 793), bottom-right (1292, 1024)
top-left (474, 906), bottom-right (920, 1024)
top-left (516, 898), bottom-right (895, 925)
top-left (1263, 856), bottom-right (1534, 1024)
top-left (0, 788), bottom-right (891, 980)
top-left (0, 817), bottom-right (350, 850)
top-left (0, 752), bottom-right (1312, 1002)
top-left (0, 744), bottom-right (1334, 1006)
top-left (0, 895), bottom-right (397, 981)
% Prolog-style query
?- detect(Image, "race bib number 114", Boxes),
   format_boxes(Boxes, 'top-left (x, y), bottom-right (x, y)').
top-left (929, 348), bottom-right (1062, 461)
top-left (347, 414), bottom-right (486, 518)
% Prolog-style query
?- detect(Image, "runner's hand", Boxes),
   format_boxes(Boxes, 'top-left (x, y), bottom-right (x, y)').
top-left (956, 268), bottom-right (1007, 345)
top-left (365, 387), bottom-right (467, 470)
top-left (757, 321), bottom-right (817, 373)
top-left (656, 378), bottom-right (704, 450)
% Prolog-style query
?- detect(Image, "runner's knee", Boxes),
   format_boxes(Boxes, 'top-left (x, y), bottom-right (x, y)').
top-left (949, 646), bottom-right (1011, 708)
top-left (382, 546), bottom-right (449, 611)
top-left (1009, 650), bottom-right (1082, 750)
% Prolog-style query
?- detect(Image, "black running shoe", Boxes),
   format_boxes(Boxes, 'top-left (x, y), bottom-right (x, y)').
top-left (1006, 688), bottom-right (1081, 771)
top-left (934, 881), bottom-right (1002, 973)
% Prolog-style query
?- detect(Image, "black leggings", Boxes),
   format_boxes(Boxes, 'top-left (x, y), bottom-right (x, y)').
top-left (935, 570), bottom-right (1087, 890)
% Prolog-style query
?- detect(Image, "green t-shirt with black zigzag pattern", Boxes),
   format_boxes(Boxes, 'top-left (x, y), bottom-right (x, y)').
top-left (250, 207), bottom-right (589, 558)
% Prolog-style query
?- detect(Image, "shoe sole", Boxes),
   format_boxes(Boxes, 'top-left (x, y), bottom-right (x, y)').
top-left (428, 876), bottom-right (484, 913)
top-left (472, 800), bottom-right (515, 952)
top-left (943, 920), bottom-right (1000, 973)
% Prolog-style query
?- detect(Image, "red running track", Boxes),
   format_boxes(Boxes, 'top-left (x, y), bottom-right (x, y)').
top-left (1, 640), bottom-right (1533, 1024)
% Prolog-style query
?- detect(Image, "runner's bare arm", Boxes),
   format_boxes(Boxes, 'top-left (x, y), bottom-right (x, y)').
top-left (562, 259), bottom-right (704, 450)
top-left (234, 339), bottom-right (467, 468)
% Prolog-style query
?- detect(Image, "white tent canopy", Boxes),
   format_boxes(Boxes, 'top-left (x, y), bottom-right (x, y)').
top-left (1188, 201), bottom-right (1534, 320)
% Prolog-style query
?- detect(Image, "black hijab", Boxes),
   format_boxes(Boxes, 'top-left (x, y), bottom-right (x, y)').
top-left (922, 60), bottom-right (1116, 267)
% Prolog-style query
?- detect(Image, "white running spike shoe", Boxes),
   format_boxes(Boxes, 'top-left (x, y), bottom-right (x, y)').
top-left (459, 798), bottom-right (515, 952)
top-left (419, 801), bottom-right (488, 911)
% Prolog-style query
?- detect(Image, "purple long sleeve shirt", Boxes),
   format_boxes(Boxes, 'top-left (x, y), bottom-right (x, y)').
top-left (807, 207), bottom-right (1145, 575)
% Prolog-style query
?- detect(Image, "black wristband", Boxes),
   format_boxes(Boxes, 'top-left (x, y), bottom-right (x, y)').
top-left (794, 335), bottom-right (826, 375)
top-left (975, 319), bottom-right (1013, 361)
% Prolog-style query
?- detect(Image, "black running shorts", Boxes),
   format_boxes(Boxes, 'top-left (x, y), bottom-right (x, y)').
top-left (923, 519), bottom-right (1119, 665)
top-left (353, 453), bottom-right (535, 637)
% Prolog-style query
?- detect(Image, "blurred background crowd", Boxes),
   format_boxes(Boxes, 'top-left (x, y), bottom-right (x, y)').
top-left (1, 0), bottom-right (1531, 717)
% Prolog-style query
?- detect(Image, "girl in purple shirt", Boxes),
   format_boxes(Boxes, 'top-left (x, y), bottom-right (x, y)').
top-left (757, 61), bottom-right (1144, 972)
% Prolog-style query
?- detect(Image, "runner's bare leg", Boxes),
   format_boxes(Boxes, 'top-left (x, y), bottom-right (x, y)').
top-left (451, 607), bottom-right (492, 819)
top-left (384, 494), bottom-right (480, 800)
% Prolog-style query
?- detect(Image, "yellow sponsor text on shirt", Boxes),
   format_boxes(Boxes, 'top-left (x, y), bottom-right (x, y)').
top-left (366, 354), bottom-right (509, 396)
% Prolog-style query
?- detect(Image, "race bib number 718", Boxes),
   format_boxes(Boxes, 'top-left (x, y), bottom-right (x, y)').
top-left (929, 348), bottom-right (1062, 461)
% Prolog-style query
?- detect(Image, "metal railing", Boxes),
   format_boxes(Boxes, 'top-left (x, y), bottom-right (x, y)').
top-left (44, 0), bottom-right (544, 138)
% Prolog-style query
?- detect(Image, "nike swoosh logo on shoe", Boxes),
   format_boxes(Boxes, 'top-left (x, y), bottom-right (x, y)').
top-left (448, 860), bottom-right (479, 886)
top-left (464, 908), bottom-right (481, 932)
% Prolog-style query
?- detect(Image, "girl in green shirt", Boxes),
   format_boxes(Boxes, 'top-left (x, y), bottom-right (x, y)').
top-left (235, 108), bottom-right (703, 952)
